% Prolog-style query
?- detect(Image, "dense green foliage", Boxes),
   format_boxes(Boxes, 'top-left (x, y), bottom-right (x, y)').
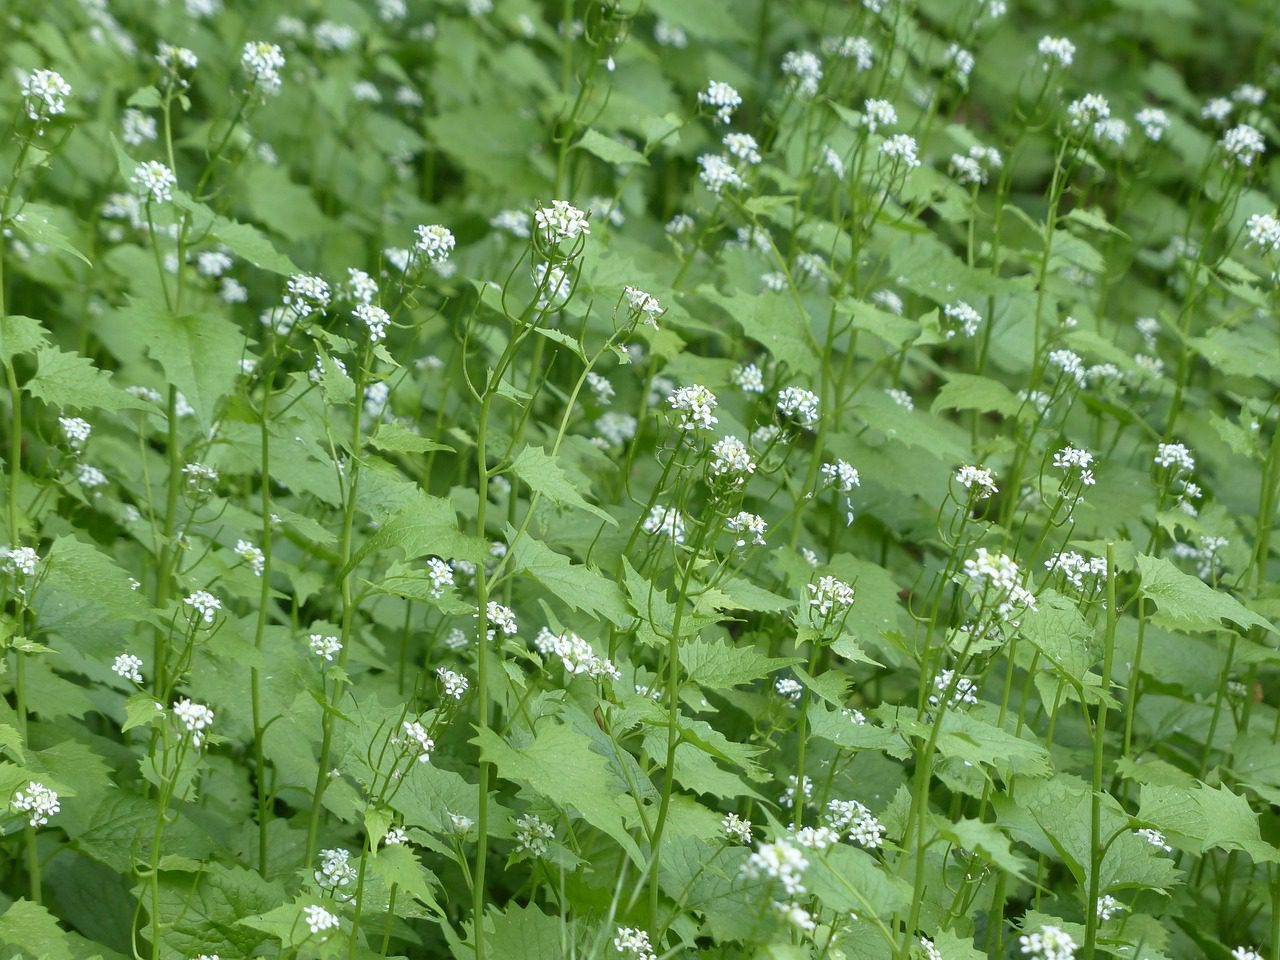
top-left (0, 1), bottom-right (1278, 959)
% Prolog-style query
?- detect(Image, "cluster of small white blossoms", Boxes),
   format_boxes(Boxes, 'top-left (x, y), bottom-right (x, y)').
top-left (823, 34), bottom-right (874, 70)
top-left (724, 132), bottom-right (762, 165)
top-left (697, 153), bottom-right (743, 194)
top-left (962, 548), bottom-right (1037, 617)
top-left (234, 539), bottom-right (265, 576)
top-left (533, 262), bottom-right (571, 309)
top-left (514, 812), bottom-right (555, 855)
top-left (781, 774), bottom-right (813, 809)
top-left (727, 511), bottom-right (767, 547)
top-left (946, 43), bottom-right (976, 83)
top-left (482, 600), bottom-right (518, 641)
top-left (643, 504), bottom-right (686, 543)
top-left (1018, 925), bottom-right (1078, 960)
top-left (1220, 123), bottom-right (1265, 168)
top-left (1231, 948), bottom-right (1264, 960)
top-left (1096, 894), bottom-right (1124, 921)
top-left (668, 384), bottom-right (718, 431)
top-left (929, 668), bottom-right (980, 709)
top-left (697, 80), bottom-right (742, 124)
top-left (534, 200), bottom-right (591, 245)
top-left (623, 285), bottom-right (664, 327)
top-left (304, 904), bottom-right (339, 938)
top-left (414, 224), bottom-right (455, 264)
top-left (920, 937), bottom-right (944, 960)
top-left (241, 41), bottom-right (286, 94)
top-left (781, 49), bottom-right (823, 98)
top-left (173, 698), bottom-right (214, 748)
top-left (1044, 551), bottom-right (1108, 592)
top-left (131, 161), bottom-right (177, 204)
top-left (775, 676), bottom-right (803, 702)
top-left (808, 575), bottom-right (855, 617)
top-left (949, 144), bottom-right (1003, 185)
top-left (1048, 349), bottom-right (1087, 387)
top-left (1171, 535), bottom-right (1227, 581)
top-left (401, 719), bottom-right (434, 763)
top-left (709, 436), bottom-right (756, 483)
top-left (112, 652), bottom-right (144, 683)
top-left (75, 463), bottom-right (107, 490)
top-left (1154, 441), bottom-right (1195, 474)
top-left (1246, 212), bottom-right (1280, 258)
top-left (732, 362), bottom-right (765, 394)
top-left (425, 557), bottom-right (454, 598)
top-left (122, 108), bottom-right (157, 146)
top-left (59, 415), bottom-right (92, 451)
top-left (3, 545), bottom-right (40, 578)
top-left (613, 927), bottom-right (657, 960)
top-left (12, 781), bottom-right (60, 827)
top-left (741, 837), bottom-right (808, 897)
top-left (1052, 446), bottom-right (1097, 487)
top-left (157, 42), bottom-right (199, 80)
top-left (354, 303), bottom-right (390, 342)
top-left (863, 98), bottom-right (897, 134)
top-left (956, 465), bottom-right (998, 500)
top-left (1037, 36), bottom-right (1076, 69)
top-left (184, 590), bottom-right (222, 624)
top-left (283, 274), bottom-right (331, 318)
top-left (544, 630), bottom-right (620, 680)
top-left (1066, 93), bottom-right (1111, 138)
top-left (1135, 827), bottom-right (1172, 852)
top-left (437, 667), bottom-right (468, 700)
top-left (776, 386), bottom-right (820, 428)
top-left (309, 634), bottom-right (342, 661)
top-left (723, 812), bottom-right (753, 844)
top-left (942, 301), bottom-right (982, 338)
top-left (20, 69), bottom-right (72, 125)
top-left (822, 459), bottom-right (861, 494)
top-left (880, 133), bottom-right (921, 170)
top-left (826, 797), bottom-right (887, 848)
top-left (315, 847), bottom-right (357, 890)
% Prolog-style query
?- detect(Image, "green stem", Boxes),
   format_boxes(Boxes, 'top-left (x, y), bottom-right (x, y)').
top-left (1084, 543), bottom-right (1117, 960)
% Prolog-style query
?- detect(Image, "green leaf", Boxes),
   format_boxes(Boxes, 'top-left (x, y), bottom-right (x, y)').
top-left (0, 899), bottom-right (75, 960)
top-left (347, 490), bottom-right (488, 573)
top-left (508, 533), bottom-right (631, 627)
top-left (372, 844), bottom-right (444, 917)
top-left (128, 304), bottom-right (245, 427)
top-left (679, 636), bottom-right (798, 689)
top-left (1136, 554), bottom-right (1275, 634)
top-left (369, 422), bottom-right (453, 455)
top-left (932, 816), bottom-right (1034, 882)
top-left (1065, 207), bottom-right (1130, 238)
top-left (473, 717), bottom-right (645, 866)
top-left (24, 346), bottom-right (150, 413)
top-left (1138, 782), bottom-right (1280, 863)
top-left (696, 284), bottom-right (818, 374)
top-left (510, 444), bottom-right (617, 526)
top-left (932, 373), bottom-right (1020, 418)
top-left (574, 128), bottom-right (648, 167)
top-left (122, 694), bottom-right (166, 732)
top-left (484, 902), bottom-right (565, 960)
top-left (0, 315), bottom-right (49, 363)
top-left (11, 202), bottom-right (92, 266)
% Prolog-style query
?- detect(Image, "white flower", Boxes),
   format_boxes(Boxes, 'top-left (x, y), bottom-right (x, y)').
top-left (316, 848), bottom-right (357, 888)
top-left (1018, 925), bottom-right (1078, 960)
top-left (697, 80), bottom-right (742, 124)
top-left (514, 813), bottom-right (554, 855)
top-left (1231, 948), bottom-right (1263, 960)
top-left (490, 209), bottom-right (530, 237)
top-left (741, 838), bottom-right (808, 897)
top-left (654, 20), bottom-right (688, 48)
top-left (384, 827), bottom-right (410, 845)
top-left (437, 667), bottom-right (468, 700)
top-left (112, 653), bottom-right (144, 683)
top-left (880, 134), bottom-right (921, 170)
top-left (666, 213), bottom-right (694, 235)
top-left (823, 35), bottom-right (874, 71)
top-left (668, 384), bottom-right (718, 431)
top-left (776, 386), bottom-right (820, 428)
top-left (1096, 894), bottom-right (1124, 920)
top-left (642, 505), bottom-right (685, 544)
top-left (283, 274), bottom-right (331, 317)
top-left (724, 132), bottom-right (761, 165)
top-left (956, 465), bottom-right (998, 499)
top-left (413, 224), bottom-right (455, 263)
top-left (533, 262), bottom-right (571, 310)
top-left (941, 301), bottom-right (981, 338)
top-left (873, 289), bottom-right (904, 314)
top-left (613, 927), bottom-right (657, 960)
top-left (962, 548), bottom-right (1037, 615)
top-left (314, 21), bottom-right (359, 52)
top-left (826, 798), bottom-right (886, 848)
top-left (1202, 97), bottom-right (1234, 123)
top-left (920, 937), bottom-right (944, 960)
top-left (822, 460), bottom-right (860, 493)
top-left (534, 200), bottom-right (591, 244)
top-left (1136, 827), bottom-right (1171, 851)
top-left (1045, 551), bottom-right (1108, 591)
top-left (304, 904), bottom-right (339, 937)
top-left (1067, 93), bottom-right (1110, 131)
top-left (775, 900), bottom-right (816, 933)
top-left (1220, 123), bottom-right (1265, 168)
top-left (76, 463), bottom-right (107, 489)
top-left (184, 590), bottom-right (222, 624)
top-left (309, 634), bottom-right (342, 661)
top-left (946, 43), bottom-right (975, 82)
top-left (1037, 36), bottom-right (1075, 69)
top-left (726, 511), bottom-right (767, 547)
top-left (781, 50), bottom-right (823, 98)
top-left (723, 812), bottom-right (753, 844)
top-left (131, 161), bottom-right (177, 204)
top-left (863, 98), bottom-right (897, 134)
top-left (157, 44), bottom-right (199, 74)
top-left (20, 69), bottom-right (71, 123)
top-left (929, 668), bottom-right (979, 708)
top-left (1246, 212), bottom-right (1280, 254)
top-left (595, 412), bottom-right (637, 447)
top-left (775, 676), bottom-right (803, 702)
top-left (12, 781), bottom-right (59, 827)
top-left (241, 41), bottom-right (286, 95)
top-left (483, 601), bottom-right (518, 639)
top-left (1049, 349), bottom-right (1087, 385)
top-left (697, 153), bottom-right (743, 194)
top-left (196, 250), bottom-right (233, 277)
top-left (808, 575), bottom-right (855, 616)
top-left (1136, 107), bottom-right (1170, 141)
top-left (234, 539), bottom-right (265, 576)
top-left (1053, 446), bottom-right (1096, 486)
top-left (710, 436), bottom-right (756, 482)
top-left (122, 108), bottom-right (157, 146)
top-left (354, 303), bottom-right (390, 342)
top-left (172, 698), bottom-right (214, 747)
top-left (401, 720), bottom-right (434, 762)
top-left (886, 387), bottom-right (913, 410)
top-left (623, 285), bottom-right (663, 326)
top-left (1154, 442), bottom-right (1195, 473)
top-left (732, 363), bottom-right (765, 393)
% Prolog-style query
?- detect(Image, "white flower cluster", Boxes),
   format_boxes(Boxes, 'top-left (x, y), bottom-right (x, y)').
top-left (880, 133), bottom-right (921, 170)
top-left (283, 274), bottom-right (331, 318)
top-left (309, 634), bottom-right (342, 661)
top-left (1231, 948), bottom-right (1263, 960)
top-left (613, 927), bottom-right (657, 960)
top-left (437, 667), bottom-right (468, 700)
top-left (623, 285), bottom-right (664, 326)
top-left (426, 557), bottom-right (454, 597)
top-left (173, 698), bottom-right (214, 747)
top-left (534, 200), bottom-right (591, 244)
top-left (724, 132), bottom-right (762, 165)
top-left (113, 652), bottom-right (144, 683)
top-left (823, 35), bottom-right (874, 71)
top-left (726, 511), bottom-right (767, 547)
top-left (241, 41), bottom-right (286, 94)
top-left (1018, 925), bottom-right (1077, 960)
top-left (1045, 551), bottom-right (1107, 591)
top-left (547, 631), bottom-right (620, 680)
top-left (1096, 894), bottom-right (1124, 921)
top-left (793, 825), bottom-right (840, 850)
top-left (20, 69), bottom-right (72, 123)
top-left (950, 144), bottom-right (1003, 185)
top-left (723, 812), bottom-right (753, 844)
top-left (697, 153), bottom-right (743, 194)
top-left (1246, 212), bottom-right (1280, 254)
top-left (962, 548), bottom-right (1037, 616)
top-left (355, 303), bottom-right (390, 342)
top-left (401, 720), bottom-right (434, 763)
top-left (825, 798), bottom-right (887, 848)
top-left (929, 668), bottom-right (980, 708)
top-left (943, 301), bottom-right (982, 338)
top-left (304, 904), bottom-right (339, 937)
top-left (1154, 441), bottom-right (1195, 473)
top-left (484, 601), bottom-right (518, 639)
top-left (776, 386), bottom-right (820, 428)
top-left (59, 416), bottom-right (92, 450)
top-left (643, 504), bottom-right (685, 543)
top-left (3, 546), bottom-right (39, 577)
top-left (1052, 446), bottom-right (1097, 486)
top-left (1037, 36), bottom-right (1076, 69)
top-left (697, 80), bottom-right (742, 124)
top-left (822, 459), bottom-right (861, 493)
top-left (514, 813), bottom-right (554, 855)
top-left (808, 575), bottom-right (855, 616)
top-left (414, 224), bottom-right (455, 263)
top-left (12, 781), bottom-right (60, 827)
top-left (781, 50), bottom-right (823, 98)
top-left (1136, 827), bottom-right (1171, 852)
top-left (956, 465), bottom-right (998, 500)
top-left (315, 847), bottom-right (357, 889)
top-left (741, 837), bottom-right (808, 896)
top-left (184, 590), bottom-right (222, 624)
top-left (710, 436), bottom-right (756, 482)
top-left (1220, 123), bottom-right (1265, 168)
top-left (863, 98), bottom-right (897, 133)
top-left (234, 539), bottom-right (265, 576)
top-left (131, 161), bottom-right (177, 204)
top-left (1067, 93), bottom-right (1110, 134)
top-left (668, 384), bottom-right (718, 431)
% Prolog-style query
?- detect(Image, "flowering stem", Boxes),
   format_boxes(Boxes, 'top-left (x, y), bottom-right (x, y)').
top-left (250, 389), bottom-right (273, 874)
top-left (1084, 542), bottom-right (1117, 960)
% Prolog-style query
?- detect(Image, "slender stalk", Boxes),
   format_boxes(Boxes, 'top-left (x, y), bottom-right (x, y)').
top-left (1084, 543), bottom-right (1117, 960)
